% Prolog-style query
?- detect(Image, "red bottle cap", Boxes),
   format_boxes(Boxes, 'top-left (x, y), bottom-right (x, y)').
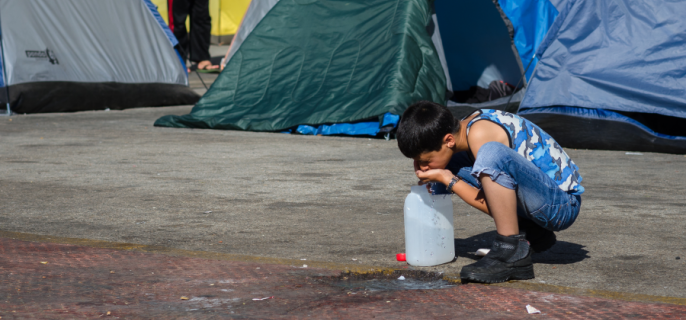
top-left (396, 253), bottom-right (406, 261)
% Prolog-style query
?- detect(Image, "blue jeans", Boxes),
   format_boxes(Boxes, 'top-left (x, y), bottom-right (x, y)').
top-left (432, 142), bottom-right (581, 231)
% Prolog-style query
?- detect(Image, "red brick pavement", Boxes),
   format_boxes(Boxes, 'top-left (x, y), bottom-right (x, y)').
top-left (1, 237), bottom-right (685, 319)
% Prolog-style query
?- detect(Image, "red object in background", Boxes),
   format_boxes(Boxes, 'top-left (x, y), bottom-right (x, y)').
top-left (396, 253), bottom-right (406, 261)
top-left (167, 0), bottom-right (174, 32)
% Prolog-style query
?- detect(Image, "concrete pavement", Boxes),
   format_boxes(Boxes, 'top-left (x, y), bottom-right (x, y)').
top-left (1, 106), bottom-right (685, 303)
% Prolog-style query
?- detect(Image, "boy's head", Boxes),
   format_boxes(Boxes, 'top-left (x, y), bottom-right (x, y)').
top-left (396, 101), bottom-right (460, 169)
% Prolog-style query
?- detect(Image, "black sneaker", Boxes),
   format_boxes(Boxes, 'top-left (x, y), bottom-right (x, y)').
top-left (460, 233), bottom-right (534, 283)
top-left (518, 217), bottom-right (556, 253)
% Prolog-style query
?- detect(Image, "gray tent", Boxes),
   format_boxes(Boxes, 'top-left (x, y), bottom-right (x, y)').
top-left (0, 0), bottom-right (199, 114)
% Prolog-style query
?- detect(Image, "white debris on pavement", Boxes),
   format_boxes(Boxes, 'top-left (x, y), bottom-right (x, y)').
top-left (476, 248), bottom-right (490, 257)
top-left (397, 276), bottom-right (406, 280)
top-left (252, 296), bottom-right (274, 301)
top-left (526, 304), bottom-right (541, 314)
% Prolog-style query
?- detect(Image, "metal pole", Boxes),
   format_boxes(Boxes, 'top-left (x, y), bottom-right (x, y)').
top-left (505, 54), bottom-right (536, 113)
top-left (0, 11), bottom-right (11, 116)
top-left (195, 70), bottom-right (208, 90)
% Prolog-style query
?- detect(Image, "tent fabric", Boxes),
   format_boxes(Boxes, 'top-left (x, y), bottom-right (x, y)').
top-left (142, 0), bottom-right (187, 73)
top-left (0, 39), bottom-right (5, 88)
top-left (429, 13), bottom-right (452, 91)
top-left (497, 0), bottom-right (558, 81)
top-left (546, 0), bottom-right (566, 11)
top-left (448, 87), bottom-right (524, 111)
top-left (290, 112), bottom-right (400, 137)
top-left (294, 121), bottom-right (383, 137)
top-left (143, 0), bottom-right (179, 47)
top-left (434, 0), bottom-right (523, 91)
top-left (295, 123), bottom-right (377, 136)
top-left (156, 0), bottom-right (558, 135)
top-left (520, 107), bottom-right (686, 154)
top-left (519, 0), bottom-right (686, 120)
top-left (155, 0), bottom-right (446, 132)
top-left (1, 0), bottom-right (186, 85)
top-left (0, 0), bottom-right (198, 113)
top-left (521, 107), bottom-right (686, 141)
top-left (0, 19), bottom-right (5, 88)
top-left (5, 82), bottom-right (198, 114)
top-left (223, 0), bottom-right (280, 68)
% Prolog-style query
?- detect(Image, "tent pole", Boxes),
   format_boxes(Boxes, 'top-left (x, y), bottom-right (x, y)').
top-left (506, 54), bottom-right (536, 113)
top-left (0, 12), bottom-right (11, 116)
top-left (195, 71), bottom-right (208, 90)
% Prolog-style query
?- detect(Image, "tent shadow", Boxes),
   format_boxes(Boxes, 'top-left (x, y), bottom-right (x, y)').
top-left (454, 230), bottom-right (589, 265)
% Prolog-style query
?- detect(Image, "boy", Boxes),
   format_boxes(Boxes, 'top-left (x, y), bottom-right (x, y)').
top-left (395, 101), bottom-right (583, 283)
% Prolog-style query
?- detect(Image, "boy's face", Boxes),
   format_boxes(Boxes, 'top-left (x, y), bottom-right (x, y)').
top-left (413, 140), bottom-right (454, 172)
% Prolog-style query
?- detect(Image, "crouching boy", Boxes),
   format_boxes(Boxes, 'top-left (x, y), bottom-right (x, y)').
top-left (396, 101), bottom-right (583, 283)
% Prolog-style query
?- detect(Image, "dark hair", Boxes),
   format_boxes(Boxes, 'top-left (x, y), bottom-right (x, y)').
top-left (396, 101), bottom-right (459, 158)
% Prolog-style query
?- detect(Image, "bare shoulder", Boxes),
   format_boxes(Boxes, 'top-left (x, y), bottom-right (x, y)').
top-left (466, 120), bottom-right (510, 157)
top-left (468, 120), bottom-right (507, 143)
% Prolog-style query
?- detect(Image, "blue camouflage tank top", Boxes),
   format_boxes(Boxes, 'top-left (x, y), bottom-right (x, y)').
top-left (466, 109), bottom-right (584, 195)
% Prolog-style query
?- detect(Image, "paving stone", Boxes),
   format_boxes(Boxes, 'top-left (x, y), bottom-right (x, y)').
top-left (1, 238), bottom-right (685, 319)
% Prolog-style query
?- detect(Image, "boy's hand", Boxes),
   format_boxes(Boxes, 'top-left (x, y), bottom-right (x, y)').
top-left (415, 168), bottom-right (453, 186)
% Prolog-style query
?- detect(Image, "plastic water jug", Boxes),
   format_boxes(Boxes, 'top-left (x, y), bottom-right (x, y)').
top-left (403, 185), bottom-right (455, 266)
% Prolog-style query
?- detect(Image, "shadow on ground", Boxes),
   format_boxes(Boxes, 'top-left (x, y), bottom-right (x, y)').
top-left (455, 231), bottom-right (589, 265)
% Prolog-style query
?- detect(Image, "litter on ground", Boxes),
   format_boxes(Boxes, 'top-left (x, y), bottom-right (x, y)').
top-left (252, 296), bottom-right (274, 301)
top-left (476, 249), bottom-right (490, 257)
top-left (526, 304), bottom-right (541, 314)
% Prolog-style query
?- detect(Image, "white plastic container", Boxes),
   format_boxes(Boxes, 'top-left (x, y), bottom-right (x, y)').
top-left (403, 185), bottom-right (455, 266)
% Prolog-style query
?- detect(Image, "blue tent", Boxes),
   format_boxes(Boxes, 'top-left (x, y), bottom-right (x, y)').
top-left (436, 0), bottom-right (557, 90)
top-left (518, 0), bottom-right (686, 153)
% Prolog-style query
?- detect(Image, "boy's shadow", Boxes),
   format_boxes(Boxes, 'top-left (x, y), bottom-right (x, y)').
top-left (455, 231), bottom-right (589, 265)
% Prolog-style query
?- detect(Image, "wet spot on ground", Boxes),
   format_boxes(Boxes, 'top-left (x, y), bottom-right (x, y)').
top-left (320, 270), bottom-right (456, 292)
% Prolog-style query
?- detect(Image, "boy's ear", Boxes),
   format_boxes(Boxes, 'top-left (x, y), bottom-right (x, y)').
top-left (443, 133), bottom-right (455, 148)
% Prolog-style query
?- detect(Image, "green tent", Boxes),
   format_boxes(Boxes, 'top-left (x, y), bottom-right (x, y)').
top-left (155, 0), bottom-right (446, 132)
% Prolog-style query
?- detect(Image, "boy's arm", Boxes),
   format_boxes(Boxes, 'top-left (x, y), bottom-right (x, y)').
top-left (451, 180), bottom-right (490, 216)
top-left (417, 120), bottom-right (510, 215)
top-left (456, 119), bottom-right (511, 215)
top-left (416, 169), bottom-right (491, 215)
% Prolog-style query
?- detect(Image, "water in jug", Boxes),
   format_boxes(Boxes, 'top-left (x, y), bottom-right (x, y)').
top-left (403, 185), bottom-right (455, 266)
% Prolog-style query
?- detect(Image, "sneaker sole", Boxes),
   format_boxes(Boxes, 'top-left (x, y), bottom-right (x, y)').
top-left (460, 264), bottom-right (535, 284)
